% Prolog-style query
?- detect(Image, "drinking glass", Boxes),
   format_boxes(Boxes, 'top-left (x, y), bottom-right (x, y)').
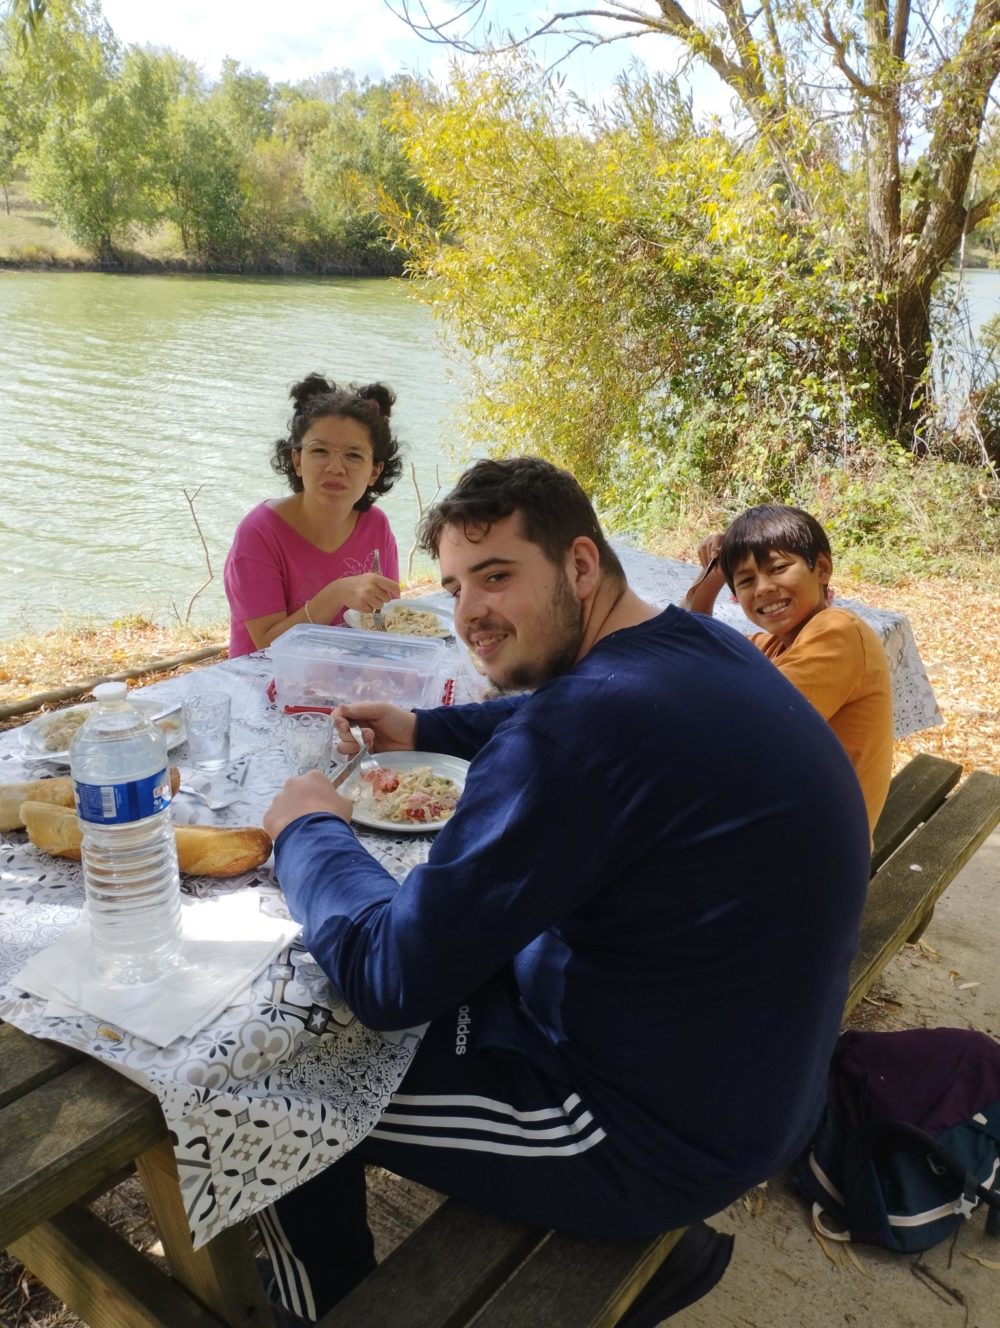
top-left (281, 710), bottom-right (333, 775)
top-left (182, 694), bottom-right (232, 771)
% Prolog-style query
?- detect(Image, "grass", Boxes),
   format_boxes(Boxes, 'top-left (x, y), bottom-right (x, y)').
top-left (0, 616), bottom-right (228, 723)
top-left (0, 181), bottom-right (188, 267)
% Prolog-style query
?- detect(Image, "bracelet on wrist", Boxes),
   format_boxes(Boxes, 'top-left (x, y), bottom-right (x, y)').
top-left (303, 598), bottom-right (315, 624)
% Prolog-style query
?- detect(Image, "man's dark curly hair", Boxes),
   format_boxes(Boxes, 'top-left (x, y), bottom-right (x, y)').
top-left (418, 456), bottom-right (624, 582)
top-left (270, 373), bottom-right (403, 511)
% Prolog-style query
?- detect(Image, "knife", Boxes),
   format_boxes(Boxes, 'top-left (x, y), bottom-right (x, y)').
top-left (331, 744), bottom-right (369, 790)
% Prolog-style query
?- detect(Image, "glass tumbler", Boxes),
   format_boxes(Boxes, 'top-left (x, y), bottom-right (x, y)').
top-left (281, 710), bottom-right (333, 775)
top-left (182, 693), bottom-right (232, 772)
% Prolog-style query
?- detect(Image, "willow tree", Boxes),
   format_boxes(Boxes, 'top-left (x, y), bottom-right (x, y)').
top-left (389, 0), bottom-right (1000, 451)
top-left (390, 67), bottom-right (898, 520)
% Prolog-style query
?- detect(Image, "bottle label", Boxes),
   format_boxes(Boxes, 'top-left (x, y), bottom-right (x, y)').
top-left (75, 769), bottom-right (172, 825)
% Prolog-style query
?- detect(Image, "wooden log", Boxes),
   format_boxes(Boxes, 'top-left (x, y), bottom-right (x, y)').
top-left (0, 645), bottom-right (226, 721)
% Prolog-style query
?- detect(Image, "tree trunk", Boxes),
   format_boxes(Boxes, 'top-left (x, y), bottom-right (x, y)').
top-left (864, 277), bottom-right (935, 447)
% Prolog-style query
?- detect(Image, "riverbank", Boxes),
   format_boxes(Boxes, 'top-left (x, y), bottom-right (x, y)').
top-left (0, 187), bottom-right (401, 276)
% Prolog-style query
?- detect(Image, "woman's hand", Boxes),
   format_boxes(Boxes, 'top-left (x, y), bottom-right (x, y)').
top-left (333, 574), bottom-right (400, 614)
top-left (333, 703), bottom-right (417, 755)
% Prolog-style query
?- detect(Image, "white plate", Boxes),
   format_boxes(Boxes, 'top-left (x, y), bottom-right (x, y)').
top-left (342, 751), bottom-right (469, 834)
top-left (344, 598), bottom-right (454, 639)
top-left (19, 699), bottom-right (187, 765)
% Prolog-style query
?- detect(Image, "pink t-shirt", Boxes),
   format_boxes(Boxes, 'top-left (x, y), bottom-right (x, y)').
top-left (223, 502), bottom-right (400, 657)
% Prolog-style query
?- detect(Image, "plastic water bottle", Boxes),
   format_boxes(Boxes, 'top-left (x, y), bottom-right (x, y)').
top-left (69, 681), bottom-right (183, 984)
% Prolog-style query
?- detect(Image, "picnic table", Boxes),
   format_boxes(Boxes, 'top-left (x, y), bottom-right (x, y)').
top-left (0, 548), bottom-right (944, 1325)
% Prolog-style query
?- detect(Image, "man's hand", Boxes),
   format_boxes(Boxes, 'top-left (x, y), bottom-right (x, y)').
top-left (332, 703), bottom-right (417, 755)
top-left (264, 770), bottom-right (354, 841)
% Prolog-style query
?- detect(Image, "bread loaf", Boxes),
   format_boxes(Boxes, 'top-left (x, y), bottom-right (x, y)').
top-left (0, 768), bottom-right (181, 833)
top-left (173, 824), bottom-right (273, 877)
top-left (19, 801), bottom-right (271, 878)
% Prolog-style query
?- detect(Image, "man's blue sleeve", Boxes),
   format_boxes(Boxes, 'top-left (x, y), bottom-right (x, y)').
top-left (274, 717), bottom-right (612, 1031)
top-left (414, 694), bottom-right (524, 759)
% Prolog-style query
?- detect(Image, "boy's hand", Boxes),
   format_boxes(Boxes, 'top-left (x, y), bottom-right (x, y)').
top-left (686, 534), bottom-right (727, 614)
top-left (696, 534), bottom-right (724, 568)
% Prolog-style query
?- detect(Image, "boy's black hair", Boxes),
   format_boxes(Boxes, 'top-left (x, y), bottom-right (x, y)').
top-left (719, 504), bottom-right (832, 591)
top-left (418, 456), bottom-right (625, 583)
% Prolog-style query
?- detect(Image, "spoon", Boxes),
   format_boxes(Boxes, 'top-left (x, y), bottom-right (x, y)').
top-left (178, 772), bottom-right (244, 811)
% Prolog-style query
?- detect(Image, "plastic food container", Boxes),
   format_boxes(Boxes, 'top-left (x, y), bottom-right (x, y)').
top-left (270, 624), bottom-right (449, 713)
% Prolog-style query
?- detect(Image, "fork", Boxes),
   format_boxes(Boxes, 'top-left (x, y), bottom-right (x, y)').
top-left (178, 772), bottom-right (244, 811)
top-left (371, 549), bottom-right (387, 632)
top-left (347, 724), bottom-right (379, 777)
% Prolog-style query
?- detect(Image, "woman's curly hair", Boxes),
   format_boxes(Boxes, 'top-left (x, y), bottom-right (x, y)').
top-left (271, 373), bottom-right (403, 510)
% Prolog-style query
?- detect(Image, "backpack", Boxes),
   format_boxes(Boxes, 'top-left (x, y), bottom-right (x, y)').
top-left (793, 1027), bottom-right (1000, 1252)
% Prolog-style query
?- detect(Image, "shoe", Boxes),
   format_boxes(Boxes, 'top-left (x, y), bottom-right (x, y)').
top-left (618, 1221), bottom-right (734, 1327)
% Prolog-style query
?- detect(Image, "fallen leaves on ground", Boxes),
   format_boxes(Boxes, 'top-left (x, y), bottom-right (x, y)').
top-left (834, 573), bottom-right (1000, 778)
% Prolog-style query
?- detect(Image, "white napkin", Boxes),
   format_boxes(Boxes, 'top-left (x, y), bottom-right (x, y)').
top-left (14, 892), bottom-right (300, 1047)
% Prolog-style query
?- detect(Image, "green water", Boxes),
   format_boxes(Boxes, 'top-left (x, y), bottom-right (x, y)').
top-left (1, 271), bottom-right (468, 638)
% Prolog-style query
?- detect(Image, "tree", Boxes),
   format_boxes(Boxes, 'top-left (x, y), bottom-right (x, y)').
top-left (29, 44), bottom-right (172, 261)
top-left (303, 77), bottom-right (443, 272)
top-left (162, 92), bottom-right (248, 267)
top-left (388, 66), bottom-right (896, 524)
top-left (387, 0), bottom-right (1000, 453)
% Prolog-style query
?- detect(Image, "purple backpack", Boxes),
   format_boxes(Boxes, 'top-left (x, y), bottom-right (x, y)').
top-left (794, 1027), bottom-right (1000, 1252)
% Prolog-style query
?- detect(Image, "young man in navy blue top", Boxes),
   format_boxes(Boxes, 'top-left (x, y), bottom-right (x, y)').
top-left (261, 457), bottom-right (871, 1325)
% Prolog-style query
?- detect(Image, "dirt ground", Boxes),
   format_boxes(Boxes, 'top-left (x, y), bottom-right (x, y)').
top-left (1, 573), bottom-right (998, 1326)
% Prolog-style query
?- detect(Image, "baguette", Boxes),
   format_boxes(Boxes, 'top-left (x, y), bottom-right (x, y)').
top-left (0, 768), bottom-right (181, 833)
top-left (19, 801), bottom-right (271, 878)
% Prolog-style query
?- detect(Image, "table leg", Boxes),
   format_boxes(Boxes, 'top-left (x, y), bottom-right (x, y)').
top-left (136, 1138), bottom-right (274, 1328)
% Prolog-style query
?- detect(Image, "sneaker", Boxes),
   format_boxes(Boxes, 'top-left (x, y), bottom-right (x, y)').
top-left (618, 1221), bottom-right (734, 1327)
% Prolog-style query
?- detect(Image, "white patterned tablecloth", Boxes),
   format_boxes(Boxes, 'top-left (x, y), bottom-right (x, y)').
top-left (0, 652), bottom-right (430, 1249)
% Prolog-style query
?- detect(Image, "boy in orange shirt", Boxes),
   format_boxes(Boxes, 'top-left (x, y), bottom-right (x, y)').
top-left (687, 504), bottom-right (892, 833)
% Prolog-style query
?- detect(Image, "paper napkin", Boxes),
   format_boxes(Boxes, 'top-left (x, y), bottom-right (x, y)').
top-left (15, 891), bottom-right (300, 1047)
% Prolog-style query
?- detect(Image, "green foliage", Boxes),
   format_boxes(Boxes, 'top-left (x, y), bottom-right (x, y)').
top-left (162, 94), bottom-right (247, 266)
top-left (29, 41), bottom-right (171, 260)
top-left (388, 59), bottom-right (999, 563)
top-left (0, 3), bottom-right (421, 272)
top-left (303, 77), bottom-right (444, 272)
top-left (390, 66), bottom-right (881, 501)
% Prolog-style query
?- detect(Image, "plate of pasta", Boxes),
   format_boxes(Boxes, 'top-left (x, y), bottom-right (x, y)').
top-left (19, 699), bottom-right (186, 764)
top-left (344, 599), bottom-right (454, 639)
top-left (343, 751), bottom-right (469, 833)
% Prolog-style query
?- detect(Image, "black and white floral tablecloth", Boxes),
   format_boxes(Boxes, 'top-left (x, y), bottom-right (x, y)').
top-left (0, 651), bottom-right (429, 1248)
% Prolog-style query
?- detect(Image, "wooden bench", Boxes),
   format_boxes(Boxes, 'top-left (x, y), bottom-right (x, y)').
top-left (317, 754), bottom-right (1000, 1328)
top-left (0, 1023), bottom-right (274, 1328)
top-left (4, 754), bottom-right (999, 1328)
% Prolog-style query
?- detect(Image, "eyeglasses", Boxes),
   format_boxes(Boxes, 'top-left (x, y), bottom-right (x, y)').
top-left (297, 443), bottom-right (373, 470)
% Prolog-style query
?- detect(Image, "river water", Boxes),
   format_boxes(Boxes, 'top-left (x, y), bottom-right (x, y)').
top-left (0, 272), bottom-right (469, 639)
top-left (2, 267), bottom-right (998, 639)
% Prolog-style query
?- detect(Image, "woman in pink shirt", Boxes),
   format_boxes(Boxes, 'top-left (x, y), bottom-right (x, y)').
top-left (224, 374), bottom-right (402, 657)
